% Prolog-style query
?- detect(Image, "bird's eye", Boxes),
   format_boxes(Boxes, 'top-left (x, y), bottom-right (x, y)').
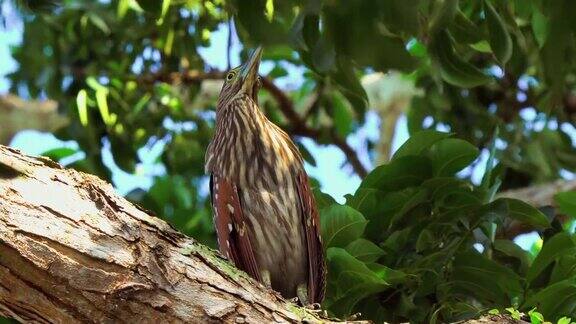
top-left (226, 72), bottom-right (235, 81)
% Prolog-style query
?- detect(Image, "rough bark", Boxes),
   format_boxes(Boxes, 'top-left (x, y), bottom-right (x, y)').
top-left (0, 145), bottom-right (326, 323)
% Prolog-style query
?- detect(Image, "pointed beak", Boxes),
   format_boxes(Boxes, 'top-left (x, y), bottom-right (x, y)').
top-left (240, 46), bottom-right (263, 90)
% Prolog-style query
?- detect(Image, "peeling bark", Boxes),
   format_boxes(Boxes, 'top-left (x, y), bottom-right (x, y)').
top-left (0, 145), bottom-right (325, 323)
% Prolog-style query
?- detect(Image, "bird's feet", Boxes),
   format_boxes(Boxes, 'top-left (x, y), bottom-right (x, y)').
top-left (305, 303), bottom-right (321, 310)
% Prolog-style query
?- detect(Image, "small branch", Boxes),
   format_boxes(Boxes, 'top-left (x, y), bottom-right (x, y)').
top-left (302, 83), bottom-right (324, 120)
top-left (139, 71), bottom-right (369, 177)
top-left (260, 77), bottom-right (303, 125)
top-left (261, 77), bottom-right (368, 177)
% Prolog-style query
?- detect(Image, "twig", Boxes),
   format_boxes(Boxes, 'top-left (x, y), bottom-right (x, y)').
top-left (139, 71), bottom-right (369, 177)
top-left (261, 77), bottom-right (368, 177)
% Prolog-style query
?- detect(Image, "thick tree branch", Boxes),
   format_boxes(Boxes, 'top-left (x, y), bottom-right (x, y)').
top-left (0, 145), bottom-right (346, 323)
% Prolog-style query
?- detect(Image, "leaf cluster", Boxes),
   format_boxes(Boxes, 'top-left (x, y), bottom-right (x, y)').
top-left (318, 130), bottom-right (576, 323)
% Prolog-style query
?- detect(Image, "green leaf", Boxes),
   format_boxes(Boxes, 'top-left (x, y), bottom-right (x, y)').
top-left (555, 191), bottom-right (576, 218)
top-left (345, 238), bottom-right (385, 263)
top-left (87, 13), bottom-right (110, 34)
top-left (416, 228), bottom-right (435, 252)
top-left (41, 147), bottom-right (78, 162)
top-left (430, 138), bottom-right (479, 176)
top-left (96, 88), bottom-right (113, 126)
top-left (321, 205), bottom-right (367, 248)
top-left (312, 34), bottom-right (336, 74)
top-left (524, 278), bottom-right (576, 321)
top-left (347, 187), bottom-right (418, 241)
top-left (332, 56), bottom-right (368, 117)
top-left (380, 0), bottom-right (419, 35)
top-left (393, 130), bottom-right (451, 160)
top-left (136, 0), bottom-right (162, 13)
top-left (332, 93), bottom-right (354, 137)
top-left (76, 89), bottom-right (88, 126)
top-left (550, 255), bottom-right (576, 286)
top-left (531, 8), bottom-right (549, 48)
top-left (528, 233), bottom-right (576, 284)
top-left (428, 0), bottom-right (459, 34)
top-left (451, 250), bottom-right (523, 304)
top-left (360, 156), bottom-right (432, 193)
top-left (387, 187), bottom-right (429, 231)
top-left (528, 308), bottom-right (544, 324)
top-left (265, 0), bottom-right (274, 22)
top-left (313, 188), bottom-right (337, 210)
top-left (157, 0), bottom-right (171, 24)
top-left (490, 198), bottom-right (550, 229)
top-left (366, 263), bottom-right (407, 285)
top-left (493, 239), bottom-right (531, 275)
top-left (297, 141), bottom-right (316, 167)
top-left (469, 40), bottom-right (492, 53)
top-left (117, 0), bottom-right (130, 18)
top-left (557, 316), bottom-right (572, 324)
top-left (429, 30), bottom-right (492, 88)
top-left (449, 10), bottom-right (483, 44)
top-left (506, 307), bottom-right (522, 320)
top-left (480, 127), bottom-right (500, 197)
top-left (483, 0), bottom-right (512, 64)
top-left (326, 248), bottom-right (390, 316)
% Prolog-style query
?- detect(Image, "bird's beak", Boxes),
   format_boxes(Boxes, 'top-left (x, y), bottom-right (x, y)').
top-left (240, 46), bottom-right (263, 96)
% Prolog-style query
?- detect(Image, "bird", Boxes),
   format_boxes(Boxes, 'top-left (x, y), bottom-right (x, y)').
top-left (205, 47), bottom-right (325, 305)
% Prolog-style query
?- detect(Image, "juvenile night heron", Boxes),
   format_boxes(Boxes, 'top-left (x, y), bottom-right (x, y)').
top-left (205, 47), bottom-right (325, 305)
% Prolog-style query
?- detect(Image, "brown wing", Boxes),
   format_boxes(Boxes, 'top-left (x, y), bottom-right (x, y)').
top-left (210, 174), bottom-right (261, 282)
top-left (296, 171), bottom-right (326, 304)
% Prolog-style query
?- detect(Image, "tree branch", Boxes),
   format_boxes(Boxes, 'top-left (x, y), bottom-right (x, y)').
top-left (497, 179), bottom-right (576, 207)
top-left (0, 145), bottom-right (348, 323)
top-left (0, 94), bottom-right (68, 145)
top-left (496, 179), bottom-right (576, 239)
top-left (139, 71), bottom-right (369, 177)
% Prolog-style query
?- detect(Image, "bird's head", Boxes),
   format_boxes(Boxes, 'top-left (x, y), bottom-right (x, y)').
top-left (217, 46), bottom-right (263, 109)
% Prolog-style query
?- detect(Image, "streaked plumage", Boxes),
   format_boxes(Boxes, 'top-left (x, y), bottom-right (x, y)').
top-left (205, 47), bottom-right (325, 304)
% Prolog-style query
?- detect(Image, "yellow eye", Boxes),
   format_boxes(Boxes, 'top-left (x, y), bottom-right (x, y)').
top-left (226, 71), bottom-right (235, 81)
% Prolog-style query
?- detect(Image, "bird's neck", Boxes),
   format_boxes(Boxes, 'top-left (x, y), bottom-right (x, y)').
top-left (206, 95), bottom-right (303, 186)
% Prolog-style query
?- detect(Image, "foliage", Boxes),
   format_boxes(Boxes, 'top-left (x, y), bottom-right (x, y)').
top-left (318, 131), bottom-right (576, 323)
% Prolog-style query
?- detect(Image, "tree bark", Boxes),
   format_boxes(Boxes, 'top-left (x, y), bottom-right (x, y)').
top-left (0, 145), bottom-right (328, 323)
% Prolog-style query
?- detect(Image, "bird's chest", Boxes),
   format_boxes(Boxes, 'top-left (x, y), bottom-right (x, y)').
top-left (208, 127), bottom-right (300, 190)
top-left (240, 184), bottom-right (308, 285)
